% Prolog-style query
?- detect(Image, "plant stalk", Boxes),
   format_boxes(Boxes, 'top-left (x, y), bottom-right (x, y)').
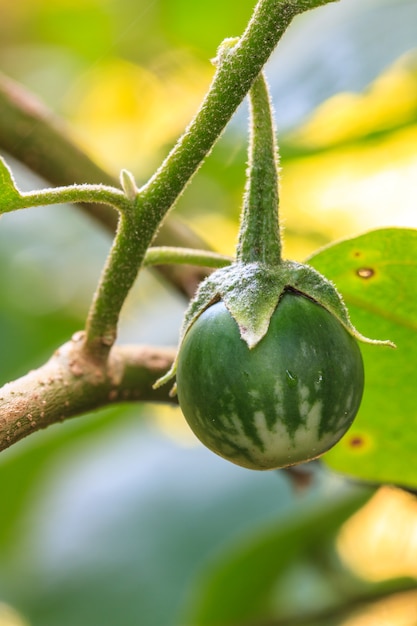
top-left (236, 71), bottom-right (281, 265)
top-left (143, 246), bottom-right (232, 269)
top-left (83, 211), bottom-right (142, 360)
top-left (69, 0), bottom-right (339, 360)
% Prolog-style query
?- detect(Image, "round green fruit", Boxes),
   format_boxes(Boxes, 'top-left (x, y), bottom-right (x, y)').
top-left (176, 291), bottom-right (364, 470)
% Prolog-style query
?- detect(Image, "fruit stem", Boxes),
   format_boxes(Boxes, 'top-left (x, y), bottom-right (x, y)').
top-left (236, 71), bottom-right (282, 266)
top-left (143, 246), bottom-right (232, 269)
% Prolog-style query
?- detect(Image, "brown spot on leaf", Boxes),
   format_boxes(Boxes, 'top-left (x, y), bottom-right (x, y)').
top-left (350, 436), bottom-right (364, 448)
top-left (346, 433), bottom-right (373, 454)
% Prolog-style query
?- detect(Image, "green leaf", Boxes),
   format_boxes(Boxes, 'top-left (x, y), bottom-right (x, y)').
top-left (308, 228), bottom-right (417, 487)
top-left (183, 484), bottom-right (372, 626)
top-left (0, 157), bottom-right (23, 213)
top-left (160, 0), bottom-right (256, 56)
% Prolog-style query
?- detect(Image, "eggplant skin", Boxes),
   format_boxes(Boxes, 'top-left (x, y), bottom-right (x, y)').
top-left (176, 293), bottom-right (364, 470)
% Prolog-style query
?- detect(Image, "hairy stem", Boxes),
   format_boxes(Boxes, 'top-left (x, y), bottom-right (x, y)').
top-left (84, 0), bottom-right (338, 357)
top-left (83, 211), bottom-right (142, 360)
top-left (2, 182), bottom-right (129, 214)
top-left (143, 246), bottom-right (232, 269)
top-left (237, 72), bottom-right (281, 265)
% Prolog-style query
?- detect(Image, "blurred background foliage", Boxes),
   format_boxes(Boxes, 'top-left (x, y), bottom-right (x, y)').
top-left (0, 0), bottom-right (416, 624)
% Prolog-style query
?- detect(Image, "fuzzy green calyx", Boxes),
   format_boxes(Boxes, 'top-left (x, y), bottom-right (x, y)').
top-left (180, 260), bottom-right (361, 347)
top-left (154, 258), bottom-right (392, 389)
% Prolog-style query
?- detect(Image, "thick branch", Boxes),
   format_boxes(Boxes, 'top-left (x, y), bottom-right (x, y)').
top-left (0, 335), bottom-right (176, 452)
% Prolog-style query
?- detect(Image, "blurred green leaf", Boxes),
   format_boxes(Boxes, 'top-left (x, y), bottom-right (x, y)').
top-left (25, 2), bottom-right (114, 61)
top-left (183, 485), bottom-right (372, 626)
top-left (308, 228), bottom-right (417, 487)
top-left (159, 0), bottom-right (254, 56)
